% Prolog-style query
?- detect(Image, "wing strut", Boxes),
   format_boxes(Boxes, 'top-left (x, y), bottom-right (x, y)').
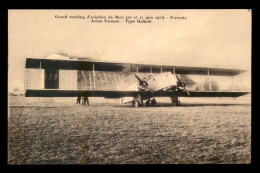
top-left (200, 71), bottom-right (204, 91)
top-left (208, 70), bottom-right (211, 91)
top-left (240, 71), bottom-right (243, 91)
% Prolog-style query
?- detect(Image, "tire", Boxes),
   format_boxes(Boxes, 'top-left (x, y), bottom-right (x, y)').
top-left (151, 99), bottom-right (156, 106)
top-left (145, 100), bottom-right (150, 107)
top-left (172, 101), bottom-right (178, 106)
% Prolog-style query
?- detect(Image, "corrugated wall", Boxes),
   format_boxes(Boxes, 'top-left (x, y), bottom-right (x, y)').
top-left (24, 69), bottom-right (44, 89)
top-left (59, 70), bottom-right (77, 89)
top-left (77, 70), bottom-right (137, 90)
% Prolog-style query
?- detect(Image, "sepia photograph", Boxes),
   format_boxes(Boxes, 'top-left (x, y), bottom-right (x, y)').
top-left (8, 9), bottom-right (251, 164)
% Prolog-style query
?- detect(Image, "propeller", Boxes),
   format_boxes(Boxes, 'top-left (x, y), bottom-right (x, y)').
top-left (176, 74), bottom-right (190, 96)
top-left (134, 74), bottom-right (149, 91)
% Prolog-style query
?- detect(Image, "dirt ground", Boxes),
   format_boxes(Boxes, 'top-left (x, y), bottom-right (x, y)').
top-left (8, 96), bottom-right (251, 164)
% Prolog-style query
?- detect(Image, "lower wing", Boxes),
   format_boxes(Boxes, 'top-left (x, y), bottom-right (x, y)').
top-left (173, 91), bottom-right (250, 97)
top-left (25, 89), bottom-right (249, 98)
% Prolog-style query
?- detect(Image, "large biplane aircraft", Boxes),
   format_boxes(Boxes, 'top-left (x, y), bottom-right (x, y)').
top-left (24, 54), bottom-right (249, 107)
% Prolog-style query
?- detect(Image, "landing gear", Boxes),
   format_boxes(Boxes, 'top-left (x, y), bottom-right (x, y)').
top-left (133, 95), bottom-right (156, 107)
top-left (133, 94), bottom-right (143, 107)
top-left (170, 95), bottom-right (180, 106)
top-left (144, 98), bottom-right (156, 107)
top-left (151, 98), bottom-right (156, 106)
top-left (133, 94), bottom-right (156, 107)
top-left (145, 100), bottom-right (151, 107)
top-left (172, 100), bottom-right (181, 106)
top-left (134, 100), bottom-right (141, 107)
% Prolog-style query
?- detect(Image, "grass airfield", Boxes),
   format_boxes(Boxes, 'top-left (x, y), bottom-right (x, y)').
top-left (8, 95), bottom-right (251, 164)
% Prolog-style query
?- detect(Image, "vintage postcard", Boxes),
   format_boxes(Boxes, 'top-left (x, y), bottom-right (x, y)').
top-left (8, 9), bottom-right (251, 164)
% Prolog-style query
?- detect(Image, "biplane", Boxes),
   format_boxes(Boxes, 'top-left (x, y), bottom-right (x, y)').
top-left (24, 54), bottom-right (249, 107)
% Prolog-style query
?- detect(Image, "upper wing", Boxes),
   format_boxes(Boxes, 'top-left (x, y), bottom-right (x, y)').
top-left (26, 57), bottom-right (246, 76)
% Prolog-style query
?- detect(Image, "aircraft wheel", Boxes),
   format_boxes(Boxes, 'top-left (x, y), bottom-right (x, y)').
top-left (145, 100), bottom-right (151, 107)
top-left (134, 100), bottom-right (140, 107)
top-left (151, 99), bottom-right (156, 106)
top-left (172, 101), bottom-right (178, 106)
top-left (178, 101), bottom-right (181, 105)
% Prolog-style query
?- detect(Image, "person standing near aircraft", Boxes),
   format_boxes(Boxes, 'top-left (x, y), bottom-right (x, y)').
top-left (77, 96), bottom-right (81, 104)
top-left (86, 97), bottom-right (89, 105)
top-left (82, 96), bottom-right (89, 106)
top-left (81, 97), bottom-right (84, 105)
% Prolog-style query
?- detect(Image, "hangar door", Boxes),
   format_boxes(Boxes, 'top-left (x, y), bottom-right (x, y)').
top-left (45, 69), bottom-right (59, 89)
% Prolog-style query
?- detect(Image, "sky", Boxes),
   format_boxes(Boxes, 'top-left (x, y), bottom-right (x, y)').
top-left (8, 9), bottom-right (251, 91)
